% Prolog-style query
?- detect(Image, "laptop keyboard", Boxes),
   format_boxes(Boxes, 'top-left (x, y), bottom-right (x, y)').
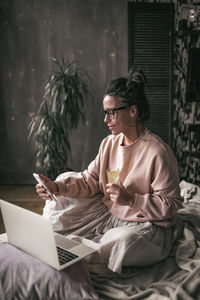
top-left (56, 246), bottom-right (79, 265)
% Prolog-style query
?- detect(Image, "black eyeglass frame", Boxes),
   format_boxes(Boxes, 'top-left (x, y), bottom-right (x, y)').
top-left (103, 106), bottom-right (129, 118)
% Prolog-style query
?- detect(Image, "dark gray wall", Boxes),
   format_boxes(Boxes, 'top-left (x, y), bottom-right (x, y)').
top-left (0, 0), bottom-right (128, 184)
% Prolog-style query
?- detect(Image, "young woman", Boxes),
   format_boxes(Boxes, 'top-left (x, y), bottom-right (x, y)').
top-left (36, 69), bottom-right (183, 273)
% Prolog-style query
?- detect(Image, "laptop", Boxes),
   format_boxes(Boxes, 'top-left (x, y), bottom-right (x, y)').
top-left (0, 199), bottom-right (96, 270)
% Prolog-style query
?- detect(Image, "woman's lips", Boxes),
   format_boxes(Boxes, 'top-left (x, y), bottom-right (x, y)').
top-left (108, 125), bottom-right (115, 130)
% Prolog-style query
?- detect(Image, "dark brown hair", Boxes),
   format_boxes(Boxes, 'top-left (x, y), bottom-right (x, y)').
top-left (104, 69), bottom-right (150, 123)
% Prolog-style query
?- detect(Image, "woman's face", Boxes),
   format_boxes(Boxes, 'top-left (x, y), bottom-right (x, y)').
top-left (103, 95), bottom-right (137, 136)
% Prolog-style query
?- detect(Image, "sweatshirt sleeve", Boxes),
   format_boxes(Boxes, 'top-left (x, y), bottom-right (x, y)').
top-left (55, 143), bottom-right (102, 199)
top-left (120, 147), bottom-right (183, 223)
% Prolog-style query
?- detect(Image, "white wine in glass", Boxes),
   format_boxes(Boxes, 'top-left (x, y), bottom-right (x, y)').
top-left (106, 169), bottom-right (119, 184)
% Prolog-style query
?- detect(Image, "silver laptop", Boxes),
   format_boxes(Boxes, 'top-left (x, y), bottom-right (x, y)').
top-left (0, 199), bottom-right (96, 270)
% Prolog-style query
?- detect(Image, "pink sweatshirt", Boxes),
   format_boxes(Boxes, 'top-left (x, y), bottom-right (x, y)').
top-left (56, 129), bottom-right (183, 228)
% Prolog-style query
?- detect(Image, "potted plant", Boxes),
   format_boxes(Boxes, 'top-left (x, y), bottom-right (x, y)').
top-left (28, 57), bottom-right (91, 180)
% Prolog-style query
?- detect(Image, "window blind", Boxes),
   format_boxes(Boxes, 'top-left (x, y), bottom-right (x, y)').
top-left (128, 3), bottom-right (174, 144)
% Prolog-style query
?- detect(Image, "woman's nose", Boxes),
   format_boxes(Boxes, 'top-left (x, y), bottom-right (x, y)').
top-left (104, 114), bottom-right (109, 123)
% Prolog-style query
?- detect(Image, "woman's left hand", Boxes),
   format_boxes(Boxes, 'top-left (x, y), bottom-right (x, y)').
top-left (106, 182), bottom-right (132, 206)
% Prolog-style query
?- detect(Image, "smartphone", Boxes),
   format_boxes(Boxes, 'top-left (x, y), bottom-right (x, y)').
top-left (33, 173), bottom-right (57, 201)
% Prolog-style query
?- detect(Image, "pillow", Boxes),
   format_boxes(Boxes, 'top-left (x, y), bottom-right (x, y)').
top-left (42, 171), bottom-right (108, 236)
top-left (180, 180), bottom-right (200, 204)
top-left (0, 243), bottom-right (98, 300)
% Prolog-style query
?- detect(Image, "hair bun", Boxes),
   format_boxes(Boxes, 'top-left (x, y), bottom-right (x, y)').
top-left (127, 68), bottom-right (146, 92)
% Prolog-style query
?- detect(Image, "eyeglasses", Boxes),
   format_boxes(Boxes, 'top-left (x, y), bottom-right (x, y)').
top-left (103, 106), bottom-right (128, 119)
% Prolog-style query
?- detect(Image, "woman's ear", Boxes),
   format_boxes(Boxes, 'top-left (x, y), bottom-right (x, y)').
top-left (130, 105), bottom-right (137, 117)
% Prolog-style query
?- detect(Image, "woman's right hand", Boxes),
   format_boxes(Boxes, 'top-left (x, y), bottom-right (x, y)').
top-left (35, 174), bottom-right (58, 200)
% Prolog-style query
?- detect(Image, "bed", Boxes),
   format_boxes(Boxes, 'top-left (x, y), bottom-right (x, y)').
top-left (0, 177), bottom-right (200, 300)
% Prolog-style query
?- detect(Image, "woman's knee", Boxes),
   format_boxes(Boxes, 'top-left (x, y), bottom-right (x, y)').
top-left (100, 226), bottom-right (136, 245)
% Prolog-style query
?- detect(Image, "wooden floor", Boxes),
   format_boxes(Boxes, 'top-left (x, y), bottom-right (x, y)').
top-left (0, 185), bottom-right (45, 234)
